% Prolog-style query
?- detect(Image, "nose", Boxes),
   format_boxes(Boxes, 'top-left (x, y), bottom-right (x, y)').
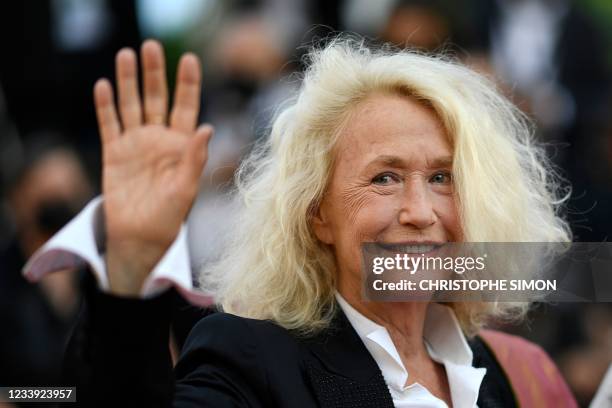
top-left (397, 178), bottom-right (436, 229)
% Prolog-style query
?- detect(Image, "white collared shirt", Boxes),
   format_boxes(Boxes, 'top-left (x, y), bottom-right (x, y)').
top-left (335, 293), bottom-right (486, 408)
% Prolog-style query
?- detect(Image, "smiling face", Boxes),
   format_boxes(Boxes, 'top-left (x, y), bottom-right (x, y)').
top-left (312, 91), bottom-right (463, 294)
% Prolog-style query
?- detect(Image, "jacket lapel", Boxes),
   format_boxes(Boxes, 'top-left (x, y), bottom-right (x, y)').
top-left (470, 335), bottom-right (519, 407)
top-left (302, 304), bottom-right (395, 408)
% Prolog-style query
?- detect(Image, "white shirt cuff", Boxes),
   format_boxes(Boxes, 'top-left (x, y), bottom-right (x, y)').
top-left (22, 195), bottom-right (214, 307)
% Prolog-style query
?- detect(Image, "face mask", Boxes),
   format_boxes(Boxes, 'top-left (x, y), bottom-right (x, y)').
top-left (35, 199), bottom-right (79, 235)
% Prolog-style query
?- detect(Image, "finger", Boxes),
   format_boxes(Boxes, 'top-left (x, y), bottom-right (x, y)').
top-left (115, 48), bottom-right (142, 129)
top-left (178, 124), bottom-right (213, 192)
top-left (93, 79), bottom-right (121, 144)
top-left (141, 39), bottom-right (168, 125)
top-left (170, 53), bottom-right (201, 134)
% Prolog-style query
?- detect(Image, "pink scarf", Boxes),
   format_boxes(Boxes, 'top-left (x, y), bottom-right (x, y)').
top-left (480, 329), bottom-right (578, 407)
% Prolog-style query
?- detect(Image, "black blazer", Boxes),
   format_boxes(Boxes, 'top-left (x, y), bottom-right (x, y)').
top-left (62, 273), bottom-right (517, 407)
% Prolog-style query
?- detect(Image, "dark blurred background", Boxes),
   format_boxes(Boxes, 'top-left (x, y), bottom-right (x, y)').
top-left (0, 0), bottom-right (611, 406)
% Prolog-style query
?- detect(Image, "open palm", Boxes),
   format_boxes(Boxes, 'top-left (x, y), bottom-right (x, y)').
top-left (95, 40), bottom-right (213, 295)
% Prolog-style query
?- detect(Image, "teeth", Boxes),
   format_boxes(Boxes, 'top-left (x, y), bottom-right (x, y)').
top-left (401, 245), bottom-right (436, 253)
top-left (377, 242), bottom-right (441, 254)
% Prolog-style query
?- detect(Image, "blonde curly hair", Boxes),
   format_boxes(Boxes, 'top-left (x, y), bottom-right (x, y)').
top-left (199, 37), bottom-right (571, 336)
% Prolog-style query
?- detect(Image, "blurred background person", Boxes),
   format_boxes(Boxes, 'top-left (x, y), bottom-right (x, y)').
top-left (0, 135), bottom-right (93, 387)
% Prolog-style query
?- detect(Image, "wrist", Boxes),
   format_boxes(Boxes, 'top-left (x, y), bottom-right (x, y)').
top-left (105, 242), bottom-right (162, 296)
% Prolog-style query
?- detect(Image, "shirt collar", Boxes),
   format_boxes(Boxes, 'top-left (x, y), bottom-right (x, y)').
top-left (422, 301), bottom-right (473, 366)
top-left (334, 293), bottom-right (472, 365)
top-left (335, 293), bottom-right (407, 387)
top-left (334, 292), bottom-right (486, 408)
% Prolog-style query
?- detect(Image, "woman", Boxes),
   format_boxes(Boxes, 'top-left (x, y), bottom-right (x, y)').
top-left (61, 38), bottom-right (577, 407)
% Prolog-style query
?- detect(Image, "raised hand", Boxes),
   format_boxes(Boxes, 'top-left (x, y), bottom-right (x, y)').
top-left (94, 40), bottom-right (213, 296)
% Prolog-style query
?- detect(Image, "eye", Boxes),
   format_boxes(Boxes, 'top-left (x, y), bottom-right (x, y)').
top-left (429, 171), bottom-right (452, 184)
top-left (372, 172), bottom-right (400, 185)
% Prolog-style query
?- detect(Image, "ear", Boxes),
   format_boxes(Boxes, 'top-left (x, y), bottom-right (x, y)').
top-left (311, 203), bottom-right (334, 245)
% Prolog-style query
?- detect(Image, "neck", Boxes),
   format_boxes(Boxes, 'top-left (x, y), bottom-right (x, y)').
top-left (337, 275), bottom-right (430, 359)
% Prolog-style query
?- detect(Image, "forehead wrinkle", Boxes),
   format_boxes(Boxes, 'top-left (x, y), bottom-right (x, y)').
top-left (425, 155), bottom-right (453, 168)
top-left (361, 152), bottom-right (453, 176)
top-left (330, 92), bottom-right (453, 180)
top-left (335, 112), bottom-right (452, 156)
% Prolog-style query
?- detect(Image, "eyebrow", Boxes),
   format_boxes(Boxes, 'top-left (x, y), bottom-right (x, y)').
top-left (364, 154), bottom-right (453, 171)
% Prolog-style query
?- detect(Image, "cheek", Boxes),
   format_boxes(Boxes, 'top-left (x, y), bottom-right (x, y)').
top-left (332, 189), bottom-right (398, 279)
top-left (433, 194), bottom-right (463, 239)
